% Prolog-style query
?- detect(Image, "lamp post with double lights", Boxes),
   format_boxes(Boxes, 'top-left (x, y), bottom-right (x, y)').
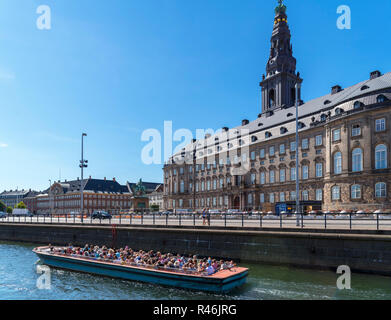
top-left (80, 133), bottom-right (88, 223)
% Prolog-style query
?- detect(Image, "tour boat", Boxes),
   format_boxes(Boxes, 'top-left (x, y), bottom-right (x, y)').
top-left (33, 247), bottom-right (249, 293)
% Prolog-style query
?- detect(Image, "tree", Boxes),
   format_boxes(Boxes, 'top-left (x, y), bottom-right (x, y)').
top-left (0, 201), bottom-right (6, 212)
top-left (15, 201), bottom-right (27, 209)
top-left (6, 207), bottom-right (12, 214)
top-left (150, 204), bottom-right (160, 212)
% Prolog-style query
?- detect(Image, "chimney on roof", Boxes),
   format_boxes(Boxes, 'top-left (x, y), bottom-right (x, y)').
top-left (205, 133), bottom-right (211, 139)
top-left (89, 176), bottom-right (91, 179)
top-left (222, 127), bottom-right (229, 132)
top-left (113, 177), bottom-right (116, 182)
top-left (77, 177), bottom-right (79, 181)
top-left (104, 177), bottom-right (106, 181)
top-left (242, 119), bottom-right (249, 126)
top-left (370, 70), bottom-right (381, 80)
top-left (331, 85), bottom-right (343, 95)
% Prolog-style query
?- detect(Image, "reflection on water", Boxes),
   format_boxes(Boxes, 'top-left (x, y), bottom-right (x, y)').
top-left (0, 241), bottom-right (390, 300)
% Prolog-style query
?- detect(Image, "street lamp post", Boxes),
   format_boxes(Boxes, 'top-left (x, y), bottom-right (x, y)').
top-left (295, 82), bottom-right (301, 227)
top-left (49, 179), bottom-right (52, 215)
top-left (80, 133), bottom-right (88, 223)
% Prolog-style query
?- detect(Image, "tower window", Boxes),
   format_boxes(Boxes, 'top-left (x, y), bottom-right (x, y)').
top-left (269, 89), bottom-right (276, 107)
top-left (291, 87), bottom-right (296, 104)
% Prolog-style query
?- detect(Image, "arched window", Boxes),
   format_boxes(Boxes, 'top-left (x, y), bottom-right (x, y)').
top-left (269, 89), bottom-right (276, 107)
top-left (334, 152), bottom-right (342, 174)
top-left (332, 186), bottom-right (341, 201)
top-left (352, 148), bottom-right (363, 172)
top-left (375, 144), bottom-right (388, 169)
top-left (375, 182), bottom-right (387, 198)
top-left (351, 185), bottom-right (361, 199)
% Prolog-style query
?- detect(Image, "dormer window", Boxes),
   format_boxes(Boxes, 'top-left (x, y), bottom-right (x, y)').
top-left (265, 131), bottom-right (272, 139)
top-left (320, 114), bottom-right (327, 122)
top-left (287, 113), bottom-right (293, 117)
top-left (280, 127), bottom-right (288, 134)
top-left (354, 101), bottom-right (363, 109)
top-left (298, 122), bottom-right (305, 129)
top-left (377, 95), bottom-right (387, 103)
top-left (251, 136), bottom-right (258, 143)
top-left (335, 108), bottom-right (344, 115)
top-left (361, 85), bottom-right (369, 91)
top-left (258, 123), bottom-right (264, 127)
top-left (324, 100), bottom-right (331, 105)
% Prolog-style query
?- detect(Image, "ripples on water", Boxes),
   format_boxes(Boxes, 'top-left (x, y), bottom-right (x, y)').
top-left (0, 241), bottom-right (390, 300)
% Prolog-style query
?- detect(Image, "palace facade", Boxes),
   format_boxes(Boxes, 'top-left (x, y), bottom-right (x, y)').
top-left (163, 2), bottom-right (391, 213)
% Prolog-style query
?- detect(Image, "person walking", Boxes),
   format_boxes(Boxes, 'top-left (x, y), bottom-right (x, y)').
top-left (202, 208), bottom-right (207, 226)
top-left (206, 208), bottom-right (211, 227)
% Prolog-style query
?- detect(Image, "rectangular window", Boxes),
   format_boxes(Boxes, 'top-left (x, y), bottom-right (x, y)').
top-left (332, 186), bottom-right (341, 201)
top-left (290, 191), bottom-right (296, 201)
top-left (280, 169), bottom-right (286, 183)
top-left (352, 124), bottom-right (361, 137)
top-left (248, 193), bottom-right (253, 205)
top-left (260, 149), bottom-right (265, 159)
top-left (316, 163), bottom-right (323, 178)
top-left (280, 144), bottom-right (285, 154)
top-left (251, 151), bottom-right (256, 161)
top-left (316, 189), bottom-right (323, 201)
top-left (260, 172), bottom-right (266, 185)
top-left (302, 138), bottom-right (309, 150)
top-left (316, 135), bottom-right (323, 146)
top-left (270, 170), bottom-right (275, 183)
top-left (290, 167), bottom-right (296, 181)
top-left (269, 146), bottom-right (275, 157)
top-left (280, 192), bottom-right (285, 202)
top-left (270, 193), bottom-right (275, 204)
top-left (333, 129), bottom-right (341, 142)
top-left (302, 165), bottom-right (309, 180)
top-left (290, 141), bottom-right (297, 152)
top-left (302, 191), bottom-right (309, 201)
top-left (260, 194), bottom-right (265, 203)
top-left (376, 118), bottom-right (386, 132)
top-left (251, 173), bottom-right (256, 185)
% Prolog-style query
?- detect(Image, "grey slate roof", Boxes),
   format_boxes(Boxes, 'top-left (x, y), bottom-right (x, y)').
top-left (170, 71), bottom-right (391, 160)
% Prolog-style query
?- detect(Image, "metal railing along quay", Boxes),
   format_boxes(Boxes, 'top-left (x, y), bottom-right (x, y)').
top-left (2, 212), bottom-right (391, 231)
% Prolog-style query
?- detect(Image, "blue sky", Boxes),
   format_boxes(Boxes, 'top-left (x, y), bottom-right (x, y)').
top-left (0, 0), bottom-right (390, 191)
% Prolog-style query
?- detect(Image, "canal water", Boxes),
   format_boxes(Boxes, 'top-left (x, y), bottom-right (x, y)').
top-left (0, 241), bottom-right (390, 300)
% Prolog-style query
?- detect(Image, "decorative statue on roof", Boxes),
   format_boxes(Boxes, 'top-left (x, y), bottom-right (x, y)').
top-left (275, 0), bottom-right (287, 14)
top-left (134, 179), bottom-right (146, 196)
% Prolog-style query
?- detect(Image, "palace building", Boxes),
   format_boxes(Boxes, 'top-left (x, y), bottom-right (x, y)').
top-left (162, 2), bottom-right (391, 213)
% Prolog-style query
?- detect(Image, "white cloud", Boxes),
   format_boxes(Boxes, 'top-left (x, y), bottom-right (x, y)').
top-left (0, 143), bottom-right (8, 148)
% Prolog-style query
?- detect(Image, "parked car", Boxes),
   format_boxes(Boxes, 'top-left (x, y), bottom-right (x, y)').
top-left (91, 211), bottom-right (112, 220)
top-left (0, 212), bottom-right (7, 219)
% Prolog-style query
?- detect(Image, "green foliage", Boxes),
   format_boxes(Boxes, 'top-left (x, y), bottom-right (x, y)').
top-left (6, 207), bottom-right (12, 214)
top-left (15, 201), bottom-right (27, 209)
top-left (0, 201), bottom-right (6, 212)
top-left (150, 204), bottom-right (160, 212)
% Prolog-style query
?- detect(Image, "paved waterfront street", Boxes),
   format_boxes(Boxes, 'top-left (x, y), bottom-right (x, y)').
top-left (2, 214), bottom-right (391, 231)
